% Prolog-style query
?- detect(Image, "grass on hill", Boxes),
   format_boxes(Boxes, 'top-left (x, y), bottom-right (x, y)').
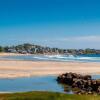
top-left (0, 91), bottom-right (100, 100)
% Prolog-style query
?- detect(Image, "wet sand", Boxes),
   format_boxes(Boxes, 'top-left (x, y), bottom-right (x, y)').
top-left (0, 53), bottom-right (100, 78)
top-left (0, 60), bottom-right (100, 78)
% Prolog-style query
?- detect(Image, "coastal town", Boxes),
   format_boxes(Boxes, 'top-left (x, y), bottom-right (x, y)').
top-left (0, 43), bottom-right (100, 55)
top-left (0, 0), bottom-right (100, 99)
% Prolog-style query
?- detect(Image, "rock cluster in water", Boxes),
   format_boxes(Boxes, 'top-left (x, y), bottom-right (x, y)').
top-left (57, 72), bottom-right (100, 95)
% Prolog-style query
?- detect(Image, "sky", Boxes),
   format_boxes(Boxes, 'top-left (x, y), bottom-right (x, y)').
top-left (0, 0), bottom-right (100, 49)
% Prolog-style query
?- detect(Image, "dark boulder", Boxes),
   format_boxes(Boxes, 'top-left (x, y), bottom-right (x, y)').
top-left (57, 72), bottom-right (100, 95)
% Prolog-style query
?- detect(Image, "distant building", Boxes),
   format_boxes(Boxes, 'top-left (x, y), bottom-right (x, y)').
top-left (8, 49), bottom-right (17, 53)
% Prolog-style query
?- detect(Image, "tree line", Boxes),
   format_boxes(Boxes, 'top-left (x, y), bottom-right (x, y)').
top-left (0, 43), bottom-right (100, 55)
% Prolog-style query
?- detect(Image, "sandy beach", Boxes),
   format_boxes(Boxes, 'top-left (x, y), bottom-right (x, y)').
top-left (0, 53), bottom-right (100, 78)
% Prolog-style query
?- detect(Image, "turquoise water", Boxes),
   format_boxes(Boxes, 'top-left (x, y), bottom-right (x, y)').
top-left (0, 75), bottom-right (99, 93)
top-left (0, 54), bottom-right (100, 62)
top-left (0, 54), bottom-right (100, 93)
top-left (92, 75), bottom-right (100, 79)
top-left (0, 76), bottom-right (64, 93)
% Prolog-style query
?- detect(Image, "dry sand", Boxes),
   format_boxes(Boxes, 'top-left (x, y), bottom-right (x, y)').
top-left (0, 53), bottom-right (100, 78)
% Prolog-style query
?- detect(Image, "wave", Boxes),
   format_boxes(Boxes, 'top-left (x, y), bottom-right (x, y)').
top-left (45, 55), bottom-right (75, 59)
top-left (76, 57), bottom-right (100, 60)
top-left (33, 56), bottom-right (49, 60)
top-left (1, 54), bottom-right (100, 62)
top-left (33, 55), bottom-right (100, 62)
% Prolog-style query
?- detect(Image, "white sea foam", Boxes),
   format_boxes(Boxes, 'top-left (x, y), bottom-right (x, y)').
top-left (33, 56), bottom-right (49, 60)
top-left (1, 54), bottom-right (100, 62)
top-left (33, 55), bottom-right (100, 62)
top-left (76, 57), bottom-right (100, 60)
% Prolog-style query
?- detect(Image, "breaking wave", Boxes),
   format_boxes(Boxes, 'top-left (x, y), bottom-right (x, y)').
top-left (33, 54), bottom-right (100, 62)
top-left (0, 54), bottom-right (100, 62)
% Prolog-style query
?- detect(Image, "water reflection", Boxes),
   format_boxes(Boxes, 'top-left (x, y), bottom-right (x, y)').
top-left (0, 76), bottom-right (64, 93)
top-left (0, 75), bottom-right (99, 94)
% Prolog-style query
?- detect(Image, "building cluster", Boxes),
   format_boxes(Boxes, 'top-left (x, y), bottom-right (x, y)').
top-left (0, 43), bottom-right (100, 55)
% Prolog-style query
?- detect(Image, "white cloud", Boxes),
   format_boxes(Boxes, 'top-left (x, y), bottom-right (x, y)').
top-left (56, 35), bottom-right (100, 42)
top-left (39, 35), bottom-right (100, 49)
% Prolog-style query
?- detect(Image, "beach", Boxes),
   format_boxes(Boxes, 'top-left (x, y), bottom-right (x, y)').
top-left (0, 53), bottom-right (99, 78)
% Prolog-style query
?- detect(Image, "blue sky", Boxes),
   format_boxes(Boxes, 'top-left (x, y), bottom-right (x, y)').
top-left (0, 0), bottom-right (100, 49)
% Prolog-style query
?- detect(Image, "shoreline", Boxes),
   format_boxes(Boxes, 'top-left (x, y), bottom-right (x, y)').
top-left (0, 52), bottom-right (66, 56)
top-left (0, 60), bottom-right (100, 78)
top-left (0, 52), bottom-right (100, 64)
top-left (0, 53), bottom-right (100, 78)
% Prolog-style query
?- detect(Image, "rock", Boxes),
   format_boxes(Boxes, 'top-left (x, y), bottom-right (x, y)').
top-left (57, 72), bottom-right (100, 95)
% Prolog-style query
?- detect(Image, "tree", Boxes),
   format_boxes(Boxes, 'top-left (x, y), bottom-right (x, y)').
top-left (0, 46), bottom-right (4, 52)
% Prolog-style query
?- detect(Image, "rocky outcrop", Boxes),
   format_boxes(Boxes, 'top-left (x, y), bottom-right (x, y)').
top-left (57, 72), bottom-right (100, 95)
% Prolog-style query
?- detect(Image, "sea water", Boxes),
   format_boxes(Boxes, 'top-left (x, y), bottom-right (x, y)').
top-left (0, 76), bottom-right (64, 93)
top-left (0, 54), bottom-right (100, 93)
top-left (0, 75), bottom-right (99, 93)
top-left (0, 54), bottom-right (100, 62)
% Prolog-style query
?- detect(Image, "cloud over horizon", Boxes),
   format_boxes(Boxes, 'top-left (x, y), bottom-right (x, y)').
top-left (35, 35), bottom-right (100, 49)
top-left (0, 35), bottom-right (100, 49)
top-left (56, 35), bottom-right (100, 42)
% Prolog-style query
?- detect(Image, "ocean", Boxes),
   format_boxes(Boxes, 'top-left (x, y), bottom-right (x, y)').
top-left (0, 54), bottom-right (100, 62)
top-left (0, 54), bottom-right (99, 93)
